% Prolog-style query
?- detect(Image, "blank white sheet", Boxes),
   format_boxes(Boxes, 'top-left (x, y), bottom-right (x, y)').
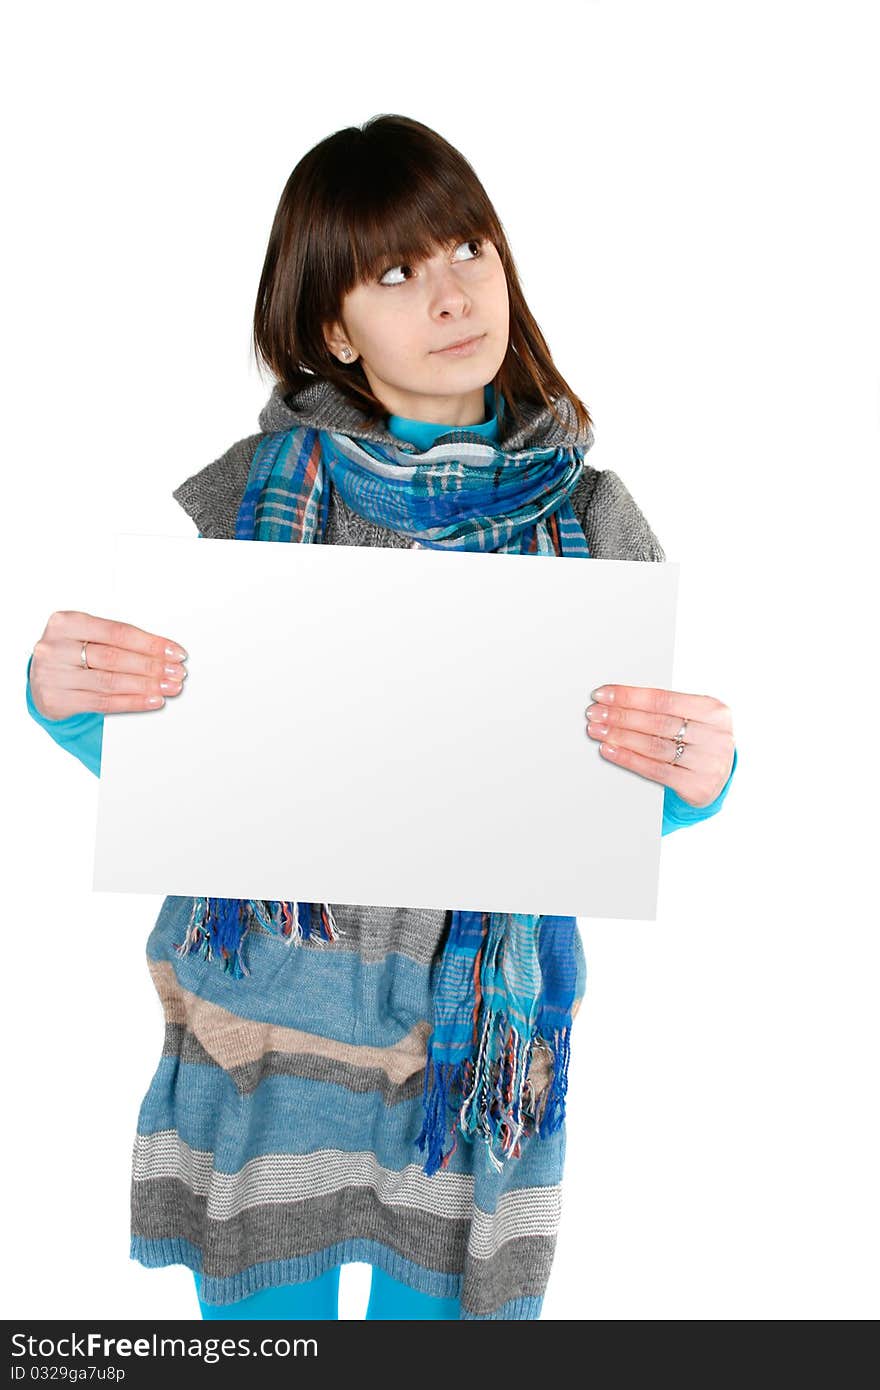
top-left (92, 534), bottom-right (679, 919)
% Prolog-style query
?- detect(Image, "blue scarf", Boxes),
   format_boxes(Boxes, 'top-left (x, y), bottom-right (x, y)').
top-left (176, 419), bottom-right (591, 1175)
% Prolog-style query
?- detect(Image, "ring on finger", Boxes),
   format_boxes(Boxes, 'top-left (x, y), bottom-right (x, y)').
top-left (671, 717), bottom-right (688, 763)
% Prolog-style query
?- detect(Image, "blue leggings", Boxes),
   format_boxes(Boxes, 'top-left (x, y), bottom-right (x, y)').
top-left (194, 1265), bottom-right (461, 1320)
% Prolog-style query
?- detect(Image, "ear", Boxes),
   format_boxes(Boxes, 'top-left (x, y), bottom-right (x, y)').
top-left (322, 321), bottom-right (356, 363)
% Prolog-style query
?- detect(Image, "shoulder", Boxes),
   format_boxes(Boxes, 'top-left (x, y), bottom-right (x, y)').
top-left (572, 465), bottom-right (666, 562)
top-left (171, 431), bottom-right (268, 539)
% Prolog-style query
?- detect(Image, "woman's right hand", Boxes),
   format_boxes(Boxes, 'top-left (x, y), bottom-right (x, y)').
top-left (29, 610), bottom-right (189, 720)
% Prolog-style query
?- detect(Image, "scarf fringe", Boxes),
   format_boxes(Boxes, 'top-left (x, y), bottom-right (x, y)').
top-left (415, 1006), bottom-right (572, 1177)
top-left (173, 898), bottom-right (343, 979)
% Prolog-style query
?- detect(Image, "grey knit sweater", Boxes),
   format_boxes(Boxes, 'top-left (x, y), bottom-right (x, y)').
top-left (171, 376), bottom-right (667, 562)
top-left (126, 374), bottom-right (673, 1321)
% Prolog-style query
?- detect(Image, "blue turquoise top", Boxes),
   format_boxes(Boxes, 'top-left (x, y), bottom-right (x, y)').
top-left (24, 388), bottom-right (737, 831)
top-left (387, 382), bottom-right (502, 449)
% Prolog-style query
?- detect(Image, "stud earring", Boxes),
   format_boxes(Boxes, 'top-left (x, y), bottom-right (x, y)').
top-left (341, 347), bottom-right (352, 360)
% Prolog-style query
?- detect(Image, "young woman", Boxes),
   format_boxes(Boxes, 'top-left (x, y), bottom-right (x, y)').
top-left (26, 114), bottom-right (738, 1321)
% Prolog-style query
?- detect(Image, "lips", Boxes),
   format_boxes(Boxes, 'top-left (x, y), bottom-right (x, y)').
top-left (433, 333), bottom-right (484, 352)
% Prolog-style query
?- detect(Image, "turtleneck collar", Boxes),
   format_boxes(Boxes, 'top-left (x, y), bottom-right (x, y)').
top-left (257, 375), bottom-right (595, 455)
top-left (386, 383), bottom-right (502, 450)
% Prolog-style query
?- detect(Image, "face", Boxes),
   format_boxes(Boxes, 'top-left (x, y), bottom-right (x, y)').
top-left (322, 236), bottom-right (509, 425)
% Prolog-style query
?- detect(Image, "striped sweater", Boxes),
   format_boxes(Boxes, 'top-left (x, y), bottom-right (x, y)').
top-left (25, 379), bottom-right (737, 1318)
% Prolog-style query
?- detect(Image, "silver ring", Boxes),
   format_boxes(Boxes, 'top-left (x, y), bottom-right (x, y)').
top-left (80, 641), bottom-right (89, 669)
top-left (672, 717), bottom-right (688, 763)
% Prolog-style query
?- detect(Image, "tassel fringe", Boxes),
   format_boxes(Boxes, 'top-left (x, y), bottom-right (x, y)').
top-left (173, 898), bottom-right (344, 980)
top-left (415, 1007), bottom-right (572, 1177)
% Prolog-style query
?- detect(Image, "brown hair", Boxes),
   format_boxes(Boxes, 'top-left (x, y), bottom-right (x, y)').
top-left (252, 113), bottom-right (594, 439)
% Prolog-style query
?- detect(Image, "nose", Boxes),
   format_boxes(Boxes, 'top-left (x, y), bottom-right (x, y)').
top-left (425, 259), bottom-right (471, 319)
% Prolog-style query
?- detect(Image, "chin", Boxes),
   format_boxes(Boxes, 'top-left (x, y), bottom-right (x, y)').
top-left (430, 350), bottom-right (498, 381)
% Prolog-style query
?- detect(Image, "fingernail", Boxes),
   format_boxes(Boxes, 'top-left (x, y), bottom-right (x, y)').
top-left (600, 742), bottom-right (617, 756)
top-left (591, 686), bottom-right (611, 702)
top-left (165, 645), bottom-right (188, 660)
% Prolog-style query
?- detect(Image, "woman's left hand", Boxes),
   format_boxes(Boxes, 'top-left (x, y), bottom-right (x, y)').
top-left (585, 684), bottom-right (735, 809)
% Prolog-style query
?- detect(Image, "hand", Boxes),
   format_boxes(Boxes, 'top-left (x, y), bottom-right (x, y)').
top-left (29, 610), bottom-right (189, 720)
top-left (585, 684), bottom-right (735, 809)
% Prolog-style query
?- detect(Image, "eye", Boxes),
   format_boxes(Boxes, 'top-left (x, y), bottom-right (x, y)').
top-left (453, 237), bottom-right (484, 262)
top-left (378, 237), bottom-right (484, 286)
top-left (378, 261), bottom-right (414, 287)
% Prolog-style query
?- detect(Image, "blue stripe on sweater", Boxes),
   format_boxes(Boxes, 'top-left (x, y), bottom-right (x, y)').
top-left (148, 894), bottom-right (588, 1026)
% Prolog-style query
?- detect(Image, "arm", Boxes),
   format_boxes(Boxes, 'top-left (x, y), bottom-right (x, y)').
top-left (574, 470), bottom-right (737, 835)
top-left (25, 534), bottom-right (208, 780)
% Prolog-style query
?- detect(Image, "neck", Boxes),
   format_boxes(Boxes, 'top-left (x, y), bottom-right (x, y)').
top-left (380, 384), bottom-right (488, 427)
top-left (385, 384), bottom-right (500, 451)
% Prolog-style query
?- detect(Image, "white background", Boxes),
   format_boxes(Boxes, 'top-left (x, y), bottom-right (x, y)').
top-left (6, 0), bottom-right (878, 1321)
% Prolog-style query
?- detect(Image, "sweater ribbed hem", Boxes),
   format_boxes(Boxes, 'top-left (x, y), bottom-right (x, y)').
top-left (460, 1295), bottom-right (544, 1319)
top-left (130, 1235), bottom-right (542, 1320)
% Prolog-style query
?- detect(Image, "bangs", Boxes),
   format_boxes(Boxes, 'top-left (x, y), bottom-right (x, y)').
top-left (328, 163), bottom-right (499, 291)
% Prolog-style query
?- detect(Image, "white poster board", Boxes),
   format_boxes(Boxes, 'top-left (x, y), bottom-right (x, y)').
top-left (93, 535), bottom-right (679, 919)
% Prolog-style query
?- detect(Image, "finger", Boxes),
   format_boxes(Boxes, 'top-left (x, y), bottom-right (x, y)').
top-left (596, 741), bottom-right (695, 798)
top-left (64, 636), bottom-right (188, 684)
top-left (590, 684), bottom-right (732, 730)
top-left (586, 699), bottom-right (711, 745)
top-left (587, 719), bottom-right (730, 777)
top-left (31, 642), bottom-right (184, 715)
top-left (47, 610), bottom-right (188, 663)
top-left (593, 732), bottom-right (735, 807)
top-left (34, 635), bottom-right (186, 692)
top-left (38, 685), bottom-right (172, 718)
top-left (64, 662), bottom-right (186, 701)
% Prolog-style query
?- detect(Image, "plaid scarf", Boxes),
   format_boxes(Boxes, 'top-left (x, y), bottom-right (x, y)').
top-left (175, 417), bottom-right (591, 1175)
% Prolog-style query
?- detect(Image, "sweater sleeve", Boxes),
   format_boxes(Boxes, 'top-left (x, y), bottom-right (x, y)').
top-left (25, 651), bottom-right (104, 778)
top-left (662, 745), bottom-right (738, 835)
top-left (574, 468), bottom-right (667, 563)
top-left (25, 533), bottom-right (209, 780)
top-left (171, 433), bottom-right (264, 538)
